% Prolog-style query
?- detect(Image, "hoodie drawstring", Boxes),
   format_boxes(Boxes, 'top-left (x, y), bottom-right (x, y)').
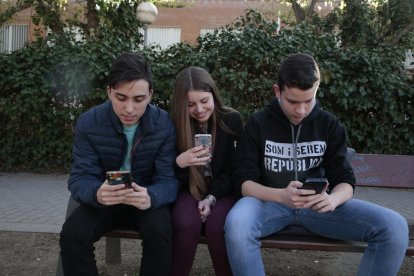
top-left (291, 124), bottom-right (302, 181)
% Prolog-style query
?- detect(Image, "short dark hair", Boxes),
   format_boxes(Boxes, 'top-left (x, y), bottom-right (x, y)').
top-left (107, 52), bottom-right (153, 90)
top-left (277, 53), bottom-right (320, 92)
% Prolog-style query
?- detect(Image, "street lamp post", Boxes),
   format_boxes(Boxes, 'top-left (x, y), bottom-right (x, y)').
top-left (136, 2), bottom-right (158, 47)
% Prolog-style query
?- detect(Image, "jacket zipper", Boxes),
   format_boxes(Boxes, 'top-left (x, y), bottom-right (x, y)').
top-left (129, 129), bottom-right (142, 172)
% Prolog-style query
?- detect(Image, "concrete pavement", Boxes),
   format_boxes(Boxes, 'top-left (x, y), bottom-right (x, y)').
top-left (1, 172), bottom-right (413, 234)
top-left (0, 172), bottom-right (70, 234)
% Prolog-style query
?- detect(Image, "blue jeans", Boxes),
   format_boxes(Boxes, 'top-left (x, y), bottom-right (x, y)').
top-left (224, 197), bottom-right (408, 276)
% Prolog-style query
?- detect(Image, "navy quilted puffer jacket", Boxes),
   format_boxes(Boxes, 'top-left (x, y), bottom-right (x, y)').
top-left (68, 101), bottom-right (179, 208)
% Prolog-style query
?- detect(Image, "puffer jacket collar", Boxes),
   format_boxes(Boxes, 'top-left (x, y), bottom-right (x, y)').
top-left (105, 101), bottom-right (160, 136)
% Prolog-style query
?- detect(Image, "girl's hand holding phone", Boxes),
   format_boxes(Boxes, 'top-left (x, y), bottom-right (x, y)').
top-left (176, 146), bottom-right (211, 168)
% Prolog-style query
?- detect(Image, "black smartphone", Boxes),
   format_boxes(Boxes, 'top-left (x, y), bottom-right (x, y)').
top-left (106, 171), bottom-right (132, 188)
top-left (299, 178), bottom-right (328, 194)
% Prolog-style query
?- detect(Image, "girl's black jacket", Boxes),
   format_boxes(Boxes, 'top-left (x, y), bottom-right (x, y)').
top-left (175, 110), bottom-right (244, 200)
top-left (233, 98), bottom-right (355, 195)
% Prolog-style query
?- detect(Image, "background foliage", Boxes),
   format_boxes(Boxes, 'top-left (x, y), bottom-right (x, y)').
top-left (0, 7), bottom-right (413, 172)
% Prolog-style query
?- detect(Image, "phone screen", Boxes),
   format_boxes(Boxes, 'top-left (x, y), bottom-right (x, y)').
top-left (194, 134), bottom-right (212, 158)
top-left (300, 178), bottom-right (328, 194)
top-left (106, 171), bottom-right (132, 188)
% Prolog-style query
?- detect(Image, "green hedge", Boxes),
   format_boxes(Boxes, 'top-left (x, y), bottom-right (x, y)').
top-left (1, 10), bottom-right (413, 172)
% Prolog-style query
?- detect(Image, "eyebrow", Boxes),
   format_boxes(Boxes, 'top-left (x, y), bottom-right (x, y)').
top-left (114, 91), bottom-right (147, 97)
top-left (188, 96), bottom-right (210, 103)
top-left (286, 97), bottom-right (314, 103)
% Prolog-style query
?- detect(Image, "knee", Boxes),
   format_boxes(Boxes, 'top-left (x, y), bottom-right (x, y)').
top-left (149, 219), bottom-right (172, 236)
top-left (224, 210), bottom-right (251, 245)
top-left (59, 219), bottom-right (94, 253)
top-left (375, 211), bottom-right (409, 247)
top-left (60, 220), bottom-right (81, 244)
top-left (173, 214), bottom-right (201, 233)
top-left (224, 210), bottom-right (238, 236)
top-left (387, 213), bottom-right (408, 244)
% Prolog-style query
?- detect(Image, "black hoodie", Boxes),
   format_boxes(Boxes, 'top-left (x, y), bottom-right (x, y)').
top-left (233, 98), bottom-right (355, 195)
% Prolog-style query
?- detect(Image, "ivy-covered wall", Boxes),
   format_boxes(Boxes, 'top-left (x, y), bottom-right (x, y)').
top-left (1, 11), bottom-right (413, 172)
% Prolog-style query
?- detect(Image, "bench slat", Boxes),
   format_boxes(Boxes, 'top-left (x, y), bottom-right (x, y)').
top-left (104, 228), bottom-right (414, 256)
top-left (352, 154), bottom-right (414, 188)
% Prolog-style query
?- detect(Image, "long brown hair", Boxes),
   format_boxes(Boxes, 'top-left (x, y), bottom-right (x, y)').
top-left (171, 66), bottom-right (236, 200)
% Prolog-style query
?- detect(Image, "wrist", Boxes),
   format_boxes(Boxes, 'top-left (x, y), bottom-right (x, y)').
top-left (205, 195), bottom-right (216, 206)
top-left (176, 155), bottom-right (187, 168)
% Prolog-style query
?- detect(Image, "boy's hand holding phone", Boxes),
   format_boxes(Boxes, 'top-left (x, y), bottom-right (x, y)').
top-left (298, 178), bottom-right (336, 212)
top-left (97, 171), bottom-right (134, 206)
top-left (123, 183), bottom-right (151, 210)
top-left (299, 178), bottom-right (329, 194)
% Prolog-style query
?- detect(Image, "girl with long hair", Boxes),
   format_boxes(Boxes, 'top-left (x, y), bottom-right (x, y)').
top-left (170, 66), bottom-right (243, 276)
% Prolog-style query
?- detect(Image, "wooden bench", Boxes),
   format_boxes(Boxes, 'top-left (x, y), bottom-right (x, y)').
top-left (103, 152), bottom-right (414, 265)
top-left (56, 152), bottom-right (414, 275)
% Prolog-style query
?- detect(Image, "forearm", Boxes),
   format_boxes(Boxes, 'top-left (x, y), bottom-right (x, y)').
top-left (329, 183), bottom-right (353, 207)
top-left (69, 180), bottom-right (102, 207)
top-left (241, 180), bottom-right (284, 202)
top-left (146, 179), bottom-right (179, 208)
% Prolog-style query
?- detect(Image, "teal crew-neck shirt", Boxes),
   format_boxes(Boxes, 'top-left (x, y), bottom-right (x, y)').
top-left (120, 124), bottom-right (139, 171)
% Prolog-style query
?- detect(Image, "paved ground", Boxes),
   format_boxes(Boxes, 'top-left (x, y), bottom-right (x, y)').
top-left (1, 172), bottom-right (413, 235)
top-left (0, 172), bottom-right (70, 233)
top-left (0, 172), bottom-right (413, 275)
top-left (1, 171), bottom-right (413, 255)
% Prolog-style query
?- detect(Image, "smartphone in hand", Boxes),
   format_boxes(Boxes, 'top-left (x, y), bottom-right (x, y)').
top-left (194, 134), bottom-right (212, 158)
top-left (106, 171), bottom-right (132, 188)
top-left (299, 178), bottom-right (328, 194)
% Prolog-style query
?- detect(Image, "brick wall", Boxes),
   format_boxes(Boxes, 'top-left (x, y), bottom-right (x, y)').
top-left (3, 1), bottom-right (334, 45)
top-left (153, 1), bottom-right (280, 43)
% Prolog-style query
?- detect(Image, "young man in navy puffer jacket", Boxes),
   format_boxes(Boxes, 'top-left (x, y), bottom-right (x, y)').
top-left (59, 52), bottom-right (179, 276)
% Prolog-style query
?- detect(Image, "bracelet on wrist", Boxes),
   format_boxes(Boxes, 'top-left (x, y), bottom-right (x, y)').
top-left (205, 195), bottom-right (216, 206)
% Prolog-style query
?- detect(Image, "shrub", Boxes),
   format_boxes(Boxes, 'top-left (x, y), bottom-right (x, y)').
top-left (1, 10), bottom-right (412, 172)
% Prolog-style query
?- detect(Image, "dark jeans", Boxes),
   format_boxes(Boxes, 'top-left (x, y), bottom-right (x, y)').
top-left (59, 203), bottom-right (172, 276)
top-left (170, 192), bottom-right (236, 276)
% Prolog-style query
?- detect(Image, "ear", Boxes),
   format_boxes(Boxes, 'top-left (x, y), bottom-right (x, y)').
top-left (149, 89), bottom-right (153, 99)
top-left (273, 84), bottom-right (281, 99)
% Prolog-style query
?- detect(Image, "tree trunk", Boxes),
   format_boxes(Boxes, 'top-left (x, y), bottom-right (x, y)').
top-left (86, 0), bottom-right (98, 36)
top-left (290, 0), bottom-right (318, 24)
top-left (290, 0), bottom-right (305, 24)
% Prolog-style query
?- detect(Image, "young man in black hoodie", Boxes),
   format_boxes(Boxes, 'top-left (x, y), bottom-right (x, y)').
top-left (224, 53), bottom-right (408, 276)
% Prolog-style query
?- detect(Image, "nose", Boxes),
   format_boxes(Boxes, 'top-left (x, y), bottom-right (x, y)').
top-left (125, 100), bottom-right (134, 113)
top-left (296, 103), bottom-right (306, 115)
top-left (195, 103), bottom-right (203, 113)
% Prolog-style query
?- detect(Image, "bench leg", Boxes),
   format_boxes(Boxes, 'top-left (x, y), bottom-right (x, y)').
top-left (55, 254), bottom-right (64, 276)
top-left (106, 237), bottom-right (121, 264)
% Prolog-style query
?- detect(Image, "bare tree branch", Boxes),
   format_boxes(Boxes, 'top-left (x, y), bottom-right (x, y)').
top-left (0, 0), bottom-right (34, 26)
top-left (306, 0), bottom-right (319, 20)
top-left (392, 21), bottom-right (414, 44)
